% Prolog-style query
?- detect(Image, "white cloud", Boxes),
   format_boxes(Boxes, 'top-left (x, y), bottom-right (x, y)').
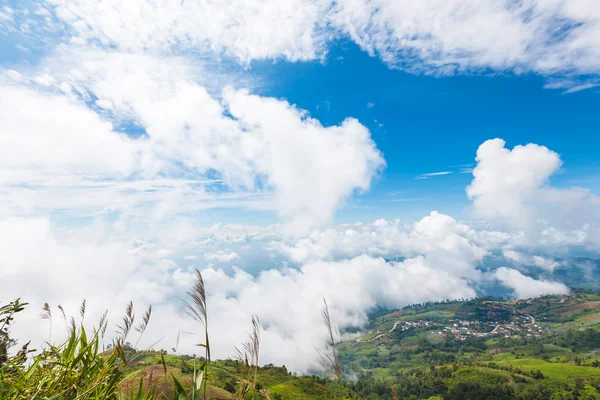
top-left (223, 87), bottom-right (385, 231)
top-left (467, 138), bottom-right (600, 233)
top-left (0, 50), bottom-right (384, 229)
top-left (3, 1), bottom-right (598, 89)
top-left (204, 251), bottom-right (240, 263)
top-left (494, 267), bottom-right (570, 298)
top-left (0, 199), bottom-right (594, 372)
top-left (269, 211), bottom-right (495, 267)
top-left (0, 84), bottom-right (138, 179)
top-left (544, 79), bottom-right (600, 94)
top-left (46, 0), bottom-right (332, 63)
top-left (415, 171), bottom-right (452, 180)
top-left (502, 250), bottom-right (559, 272)
top-left (330, 0), bottom-right (600, 84)
top-left (197, 254), bottom-right (477, 370)
top-left (1, 216), bottom-right (479, 372)
top-left (5, 210), bottom-right (583, 372)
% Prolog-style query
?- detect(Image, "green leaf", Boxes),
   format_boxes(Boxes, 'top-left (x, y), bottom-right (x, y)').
top-left (172, 373), bottom-right (187, 397)
top-left (136, 376), bottom-right (144, 400)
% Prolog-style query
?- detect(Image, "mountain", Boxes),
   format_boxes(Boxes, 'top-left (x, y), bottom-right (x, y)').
top-left (115, 290), bottom-right (600, 399)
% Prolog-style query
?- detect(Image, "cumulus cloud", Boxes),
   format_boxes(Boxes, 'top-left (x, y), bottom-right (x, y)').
top-left (0, 50), bottom-right (383, 229)
top-left (494, 267), bottom-right (570, 298)
top-left (223, 86), bottom-right (385, 230)
top-left (270, 212), bottom-right (496, 266)
top-left (467, 138), bottom-right (600, 234)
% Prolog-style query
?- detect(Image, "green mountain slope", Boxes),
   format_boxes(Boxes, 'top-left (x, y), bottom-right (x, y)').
top-left (118, 290), bottom-right (600, 399)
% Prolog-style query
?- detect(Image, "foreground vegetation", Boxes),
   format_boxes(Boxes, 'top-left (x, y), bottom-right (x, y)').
top-left (2, 277), bottom-right (600, 399)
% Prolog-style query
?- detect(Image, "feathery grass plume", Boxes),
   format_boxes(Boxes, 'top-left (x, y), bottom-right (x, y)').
top-left (183, 269), bottom-right (210, 399)
top-left (97, 309), bottom-right (109, 338)
top-left (40, 302), bottom-right (52, 342)
top-left (318, 298), bottom-right (343, 396)
top-left (135, 305), bottom-right (152, 335)
top-left (175, 330), bottom-right (181, 353)
top-left (235, 314), bottom-right (261, 399)
top-left (57, 303), bottom-right (68, 333)
top-left (80, 299), bottom-right (86, 322)
top-left (183, 269), bottom-right (207, 326)
top-left (69, 316), bottom-right (76, 335)
top-left (134, 305), bottom-right (152, 348)
top-left (117, 301), bottom-right (135, 343)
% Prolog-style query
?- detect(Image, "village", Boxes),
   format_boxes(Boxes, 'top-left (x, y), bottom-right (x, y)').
top-left (429, 313), bottom-right (549, 341)
top-left (359, 303), bottom-right (550, 344)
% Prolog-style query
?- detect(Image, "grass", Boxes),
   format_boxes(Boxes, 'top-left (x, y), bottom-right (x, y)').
top-left (0, 270), bottom-right (267, 400)
top-left (4, 286), bottom-right (600, 399)
top-left (1, 299), bottom-right (153, 399)
top-left (491, 358), bottom-right (600, 379)
top-left (0, 271), bottom-right (349, 400)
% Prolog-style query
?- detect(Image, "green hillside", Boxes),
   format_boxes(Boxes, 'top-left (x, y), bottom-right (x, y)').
top-left (88, 290), bottom-right (600, 399)
top-left (338, 289), bottom-right (600, 399)
top-left (2, 290), bottom-right (600, 399)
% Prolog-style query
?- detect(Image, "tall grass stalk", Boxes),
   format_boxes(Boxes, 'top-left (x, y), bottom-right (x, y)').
top-left (182, 269), bottom-right (210, 399)
top-left (40, 303), bottom-right (52, 343)
top-left (318, 298), bottom-right (343, 397)
top-left (235, 314), bottom-right (261, 399)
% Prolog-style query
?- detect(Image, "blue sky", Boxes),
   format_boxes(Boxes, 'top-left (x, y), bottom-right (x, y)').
top-left (252, 41), bottom-right (600, 223)
top-left (2, 0), bottom-right (600, 371)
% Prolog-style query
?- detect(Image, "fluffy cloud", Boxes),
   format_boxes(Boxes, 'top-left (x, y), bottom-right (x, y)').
top-left (467, 138), bottom-right (562, 226)
top-left (0, 85), bottom-right (137, 179)
top-left (494, 267), bottom-right (570, 298)
top-left (0, 218), bottom-right (174, 353)
top-left (1, 215), bottom-right (481, 372)
top-left (467, 138), bottom-right (600, 236)
top-left (0, 50), bottom-right (383, 229)
top-left (223, 87), bottom-right (384, 230)
top-left (198, 254), bottom-right (478, 370)
top-left (270, 212), bottom-right (499, 266)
